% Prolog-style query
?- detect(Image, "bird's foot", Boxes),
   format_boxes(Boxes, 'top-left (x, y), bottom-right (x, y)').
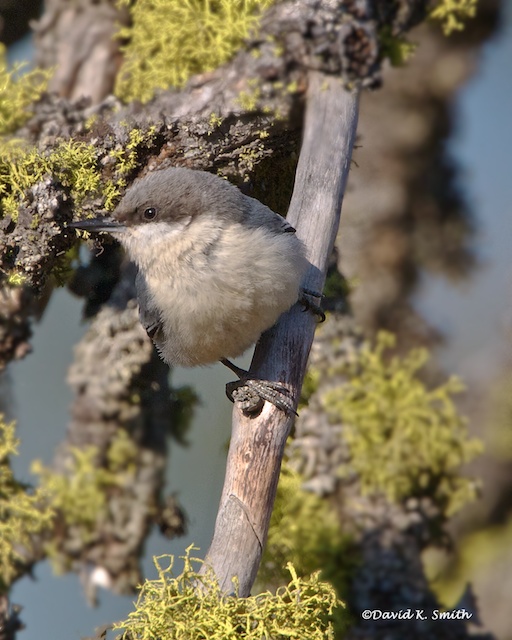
top-left (221, 359), bottom-right (297, 415)
top-left (299, 288), bottom-right (325, 322)
top-left (226, 378), bottom-right (297, 415)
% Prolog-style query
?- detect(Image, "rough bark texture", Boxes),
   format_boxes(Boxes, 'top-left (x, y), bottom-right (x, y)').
top-left (57, 262), bottom-right (186, 601)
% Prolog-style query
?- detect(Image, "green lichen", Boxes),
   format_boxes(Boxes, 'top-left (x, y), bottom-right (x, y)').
top-left (0, 417), bottom-right (53, 593)
top-left (0, 125), bottom-right (157, 221)
top-left (208, 112), bottom-right (223, 129)
top-left (379, 28), bottom-right (417, 66)
top-left (106, 428), bottom-right (139, 474)
top-left (0, 140), bottom-right (103, 220)
top-left (0, 44), bottom-right (49, 136)
top-left (101, 125), bottom-right (158, 208)
top-left (380, 1), bottom-right (476, 64)
top-left (285, 80), bottom-right (298, 93)
top-left (115, 0), bottom-right (273, 103)
top-left (236, 87), bottom-right (262, 112)
top-left (237, 140), bottom-right (269, 174)
top-left (6, 271), bottom-right (28, 286)
top-left (430, 0), bottom-right (477, 35)
top-left (323, 332), bottom-right (482, 516)
top-left (32, 447), bottom-right (112, 538)
top-left (114, 545), bottom-right (342, 640)
top-left (109, 126), bottom-right (157, 177)
top-left (32, 429), bottom-right (138, 543)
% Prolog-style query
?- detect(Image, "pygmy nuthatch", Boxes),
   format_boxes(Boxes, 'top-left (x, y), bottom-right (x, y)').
top-left (70, 167), bottom-right (310, 411)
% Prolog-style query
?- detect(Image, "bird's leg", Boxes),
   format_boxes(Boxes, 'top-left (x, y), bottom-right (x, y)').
top-left (299, 287), bottom-right (325, 322)
top-left (221, 358), bottom-right (297, 415)
top-left (220, 289), bottom-right (324, 415)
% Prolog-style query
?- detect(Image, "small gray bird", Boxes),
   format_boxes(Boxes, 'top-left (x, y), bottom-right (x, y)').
top-left (69, 167), bottom-right (310, 411)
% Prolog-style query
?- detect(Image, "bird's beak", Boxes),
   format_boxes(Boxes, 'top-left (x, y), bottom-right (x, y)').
top-left (67, 217), bottom-right (126, 233)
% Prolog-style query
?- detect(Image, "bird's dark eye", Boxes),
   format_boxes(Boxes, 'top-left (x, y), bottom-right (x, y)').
top-left (143, 207), bottom-right (157, 221)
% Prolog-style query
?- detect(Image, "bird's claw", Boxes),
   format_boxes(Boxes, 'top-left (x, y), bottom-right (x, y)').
top-left (226, 378), bottom-right (297, 415)
top-left (299, 289), bottom-right (325, 322)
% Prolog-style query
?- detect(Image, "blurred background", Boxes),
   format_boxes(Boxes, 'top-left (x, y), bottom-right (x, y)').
top-left (1, 0), bottom-right (512, 638)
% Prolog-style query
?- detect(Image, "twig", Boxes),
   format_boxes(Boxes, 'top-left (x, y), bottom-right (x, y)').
top-left (202, 71), bottom-right (360, 596)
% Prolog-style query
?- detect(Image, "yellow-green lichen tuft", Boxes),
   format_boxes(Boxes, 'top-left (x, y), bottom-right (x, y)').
top-left (379, 27), bottom-right (417, 66)
top-left (236, 87), bottom-right (262, 112)
top-left (323, 332), bottom-right (483, 516)
top-left (0, 125), bottom-right (157, 221)
top-left (208, 113), bottom-right (223, 128)
top-left (6, 271), bottom-right (28, 287)
top-left (430, 0), bottom-right (477, 35)
top-left (109, 125), bottom-right (157, 177)
top-left (0, 140), bottom-right (103, 220)
top-left (102, 125), bottom-right (158, 208)
top-left (0, 44), bottom-right (49, 136)
top-left (114, 545), bottom-right (343, 640)
top-left (32, 447), bottom-right (113, 539)
top-left (0, 417), bottom-right (53, 593)
top-left (32, 429), bottom-right (138, 545)
top-left (115, 0), bottom-right (273, 103)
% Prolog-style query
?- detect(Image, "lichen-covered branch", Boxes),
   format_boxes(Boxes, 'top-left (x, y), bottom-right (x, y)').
top-left (33, 264), bottom-right (189, 601)
top-left (0, 0), bottom-right (432, 373)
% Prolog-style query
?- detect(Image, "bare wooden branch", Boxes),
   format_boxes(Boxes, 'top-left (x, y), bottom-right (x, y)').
top-left (203, 72), bottom-right (360, 596)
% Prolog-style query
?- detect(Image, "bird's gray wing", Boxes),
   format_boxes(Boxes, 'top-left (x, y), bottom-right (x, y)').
top-left (135, 270), bottom-right (163, 341)
top-left (242, 195), bottom-right (297, 234)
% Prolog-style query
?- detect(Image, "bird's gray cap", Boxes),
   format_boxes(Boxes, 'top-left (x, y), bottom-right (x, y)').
top-left (68, 167), bottom-right (284, 233)
top-left (113, 167), bottom-right (246, 227)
